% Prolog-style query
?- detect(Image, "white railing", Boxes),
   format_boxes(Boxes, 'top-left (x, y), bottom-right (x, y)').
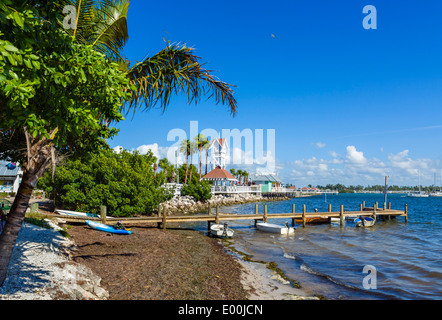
top-left (211, 185), bottom-right (261, 195)
top-left (163, 183), bottom-right (183, 197)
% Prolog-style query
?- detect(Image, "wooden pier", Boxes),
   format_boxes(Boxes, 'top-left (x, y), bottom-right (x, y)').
top-left (26, 201), bottom-right (408, 230)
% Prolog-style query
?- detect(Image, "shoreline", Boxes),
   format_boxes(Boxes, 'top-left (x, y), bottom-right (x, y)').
top-left (0, 219), bottom-right (318, 300)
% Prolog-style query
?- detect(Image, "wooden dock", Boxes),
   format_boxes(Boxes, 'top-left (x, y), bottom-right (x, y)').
top-left (26, 201), bottom-right (408, 230)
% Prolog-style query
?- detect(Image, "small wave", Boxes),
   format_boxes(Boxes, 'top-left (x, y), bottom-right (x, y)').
top-left (283, 253), bottom-right (296, 260)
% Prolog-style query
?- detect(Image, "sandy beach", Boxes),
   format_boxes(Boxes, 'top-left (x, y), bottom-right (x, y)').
top-left (0, 218), bottom-right (317, 300)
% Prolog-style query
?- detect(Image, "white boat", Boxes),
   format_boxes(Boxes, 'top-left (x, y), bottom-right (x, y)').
top-left (256, 222), bottom-right (295, 234)
top-left (56, 209), bottom-right (100, 218)
top-left (408, 192), bottom-right (429, 198)
top-left (408, 170), bottom-right (429, 197)
top-left (430, 191), bottom-right (442, 197)
top-left (55, 209), bottom-right (113, 219)
top-left (354, 216), bottom-right (375, 227)
top-left (210, 223), bottom-right (234, 238)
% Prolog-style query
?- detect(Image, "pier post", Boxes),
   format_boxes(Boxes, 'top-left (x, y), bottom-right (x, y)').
top-left (388, 202), bottom-right (391, 210)
top-left (292, 204), bottom-right (295, 227)
top-left (340, 205), bottom-right (344, 226)
top-left (302, 205), bottom-right (306, 228)
top-left (404, 204), bottom-right (408, 223)
top-left (264, 205), bottom-right (268, 223)
top-left (255, 204), bottom-right (258, 227)
top-left (208, 204), bottom-right (212, 231)
top-left (100, 205), bottom-right (107, 225)
top-left (362, 201), bottom-right (365, 209)
top-left (216, 206), bottom-right (220, 224)
top-left (360, 203), bottom-right (363, 212)
top-left (162, 205), bottom-right (167, 230)
top-left (328, 204), bottom-right (332, 213)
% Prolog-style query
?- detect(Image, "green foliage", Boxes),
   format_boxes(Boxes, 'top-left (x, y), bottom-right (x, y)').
top-left (181, 181), bottom-right (212, 202)
top-left (38, 149), bottom-right (173, 217)
top-left (0, 0), bottom-right (131, 164)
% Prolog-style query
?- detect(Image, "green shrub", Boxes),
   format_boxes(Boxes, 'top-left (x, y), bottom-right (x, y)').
top-left (181, 181), bottom-right (212, 202)
top-left (38, 149), bottom-right (174, 217)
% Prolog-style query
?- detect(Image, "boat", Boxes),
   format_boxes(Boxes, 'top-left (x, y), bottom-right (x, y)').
top-left (256, 222), bottom-right (295, 234)
top-left (408, 170), bottom-right (429, 197)
top-left (429, 191), bottom-right (442, 197)
top-left (86, 220), bottom-right (132, 235)
top-left (409, 192), bottom-right (429, 198)
top-left (354, 216), bottom-right (375, 227)
top-left (56, 209), bottom-right (113, 219)
top-left (56, 209), bottom-right (100, 218)
top-left (295, 217), bottom-right (329, 224)
top-left (210, 223), bottom-right (234, 238)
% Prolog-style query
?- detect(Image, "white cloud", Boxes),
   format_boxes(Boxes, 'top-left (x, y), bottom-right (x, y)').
top-left (346, 146), bottom-right (366, 163)
top-left (313, 142), bottom-right (326, 149)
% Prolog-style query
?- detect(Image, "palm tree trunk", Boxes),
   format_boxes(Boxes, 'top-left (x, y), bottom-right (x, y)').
top-left (199, 146), bottom-right (202, 180)
top-left (0, 139), bottom-right (51, 286)
top-left (205, 149), bottom-right (209, 175)
top-left (189, 153), bottom-right (193, 183)
top-left (184, 155), bottom-right (189, 184)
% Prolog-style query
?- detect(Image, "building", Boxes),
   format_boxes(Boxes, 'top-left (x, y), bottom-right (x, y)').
top-left (251, 174), bottom-right (283, 192)
top-left (0, 161), bottom-right (23, 194)
top-left (209, 138), bottom-right (228, 170)
top-left (201, 165), bottom-right (237, 186)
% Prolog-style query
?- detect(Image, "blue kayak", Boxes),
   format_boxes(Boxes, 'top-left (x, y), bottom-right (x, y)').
top-left (86, 220), bottom-right (132, 235)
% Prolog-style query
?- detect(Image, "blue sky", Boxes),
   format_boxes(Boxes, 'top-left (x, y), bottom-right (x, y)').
top-left (111, 0), bottom-right (442, 187)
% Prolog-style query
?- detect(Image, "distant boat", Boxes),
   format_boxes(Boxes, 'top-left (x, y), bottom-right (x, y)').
top-left (355, 216), bottom-right (375, 227)
top-left (256, 222), bottom-right (295, 234)
top-left (210, 223), bottom-right (234, 238)
top-left (409, 192), bottom-right (429, 198)
top-left (429, 191), bottom-right (442, 197)
top-left (86, 220), bottom-right (132, 235)
top-left (408, 170), bottom-right (429, 198)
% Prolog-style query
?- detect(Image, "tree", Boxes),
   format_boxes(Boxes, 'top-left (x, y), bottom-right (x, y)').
top-left (202, 137), bottom-right (211, 175)
top-left (180, 139), bottom-right (191, 184)
top-left (188, 140), bottom-right (197, 184)
top-left (193, 133), bottom-right (207, 180)
top-left (0, 1), bottom-right (131, 285)
top-left (0, 0), bottom-right (237, 286)
top-left (38, 149), bottom-right (172, 217)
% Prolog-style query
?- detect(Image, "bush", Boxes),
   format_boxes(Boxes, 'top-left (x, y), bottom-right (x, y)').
top-left (181, 181), bottom-right (212, 202)
top-left (38, 148), bottom-right (173, 217)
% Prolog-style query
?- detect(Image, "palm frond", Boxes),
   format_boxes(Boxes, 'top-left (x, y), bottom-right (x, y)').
top-left (126, 43), bottom-right (237, 116)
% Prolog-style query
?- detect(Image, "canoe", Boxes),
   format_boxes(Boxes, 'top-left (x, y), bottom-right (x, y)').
top-left (210, 223), bottom-right (234, 238)
top-left (56, 209), bottom-right (100, 218)
top-left (86, 220), bottom-right (132, 235)
top-left (256, 222), bottom-right (295, 235)
top-left (295, 217), bottom-right (329, 224)
top-left (355, 216), bottom-right (375, 227)
top-left (56, 209), bottom-right (112, 220)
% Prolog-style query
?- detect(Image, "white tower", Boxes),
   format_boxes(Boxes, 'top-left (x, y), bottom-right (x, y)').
top-left (209, 138), bottom-right (228, 170)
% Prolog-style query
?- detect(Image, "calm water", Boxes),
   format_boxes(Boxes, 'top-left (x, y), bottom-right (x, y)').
top-left (192, 193), bottom-right (442, 300)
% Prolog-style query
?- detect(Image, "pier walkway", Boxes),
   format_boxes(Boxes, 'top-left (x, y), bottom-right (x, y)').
top-left (26, 201), bottom-right (408, 230)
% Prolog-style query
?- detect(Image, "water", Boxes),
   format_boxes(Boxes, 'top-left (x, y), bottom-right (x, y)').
top-left (193, 193), bottom-right (442, 300)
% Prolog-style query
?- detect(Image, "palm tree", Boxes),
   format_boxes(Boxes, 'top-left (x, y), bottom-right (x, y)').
top-left (243, 171), bottom-right (249, 185)
top-left (158, 158), bottom-right (171, 181)
top-left (179, 139), bottom-right (191, 184)
top-left (193, 133), bottom-right (207, 180)
top-left (188, 140), bottom-right (197, 183)
top-left (236, 169), bottom-right (243, 185)
top-left (230, 168), bottom-right (236, 178)
top-left (202, 137), bottom-right (210, 175)
top-left (60, 0), bottom-right (237, 117)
